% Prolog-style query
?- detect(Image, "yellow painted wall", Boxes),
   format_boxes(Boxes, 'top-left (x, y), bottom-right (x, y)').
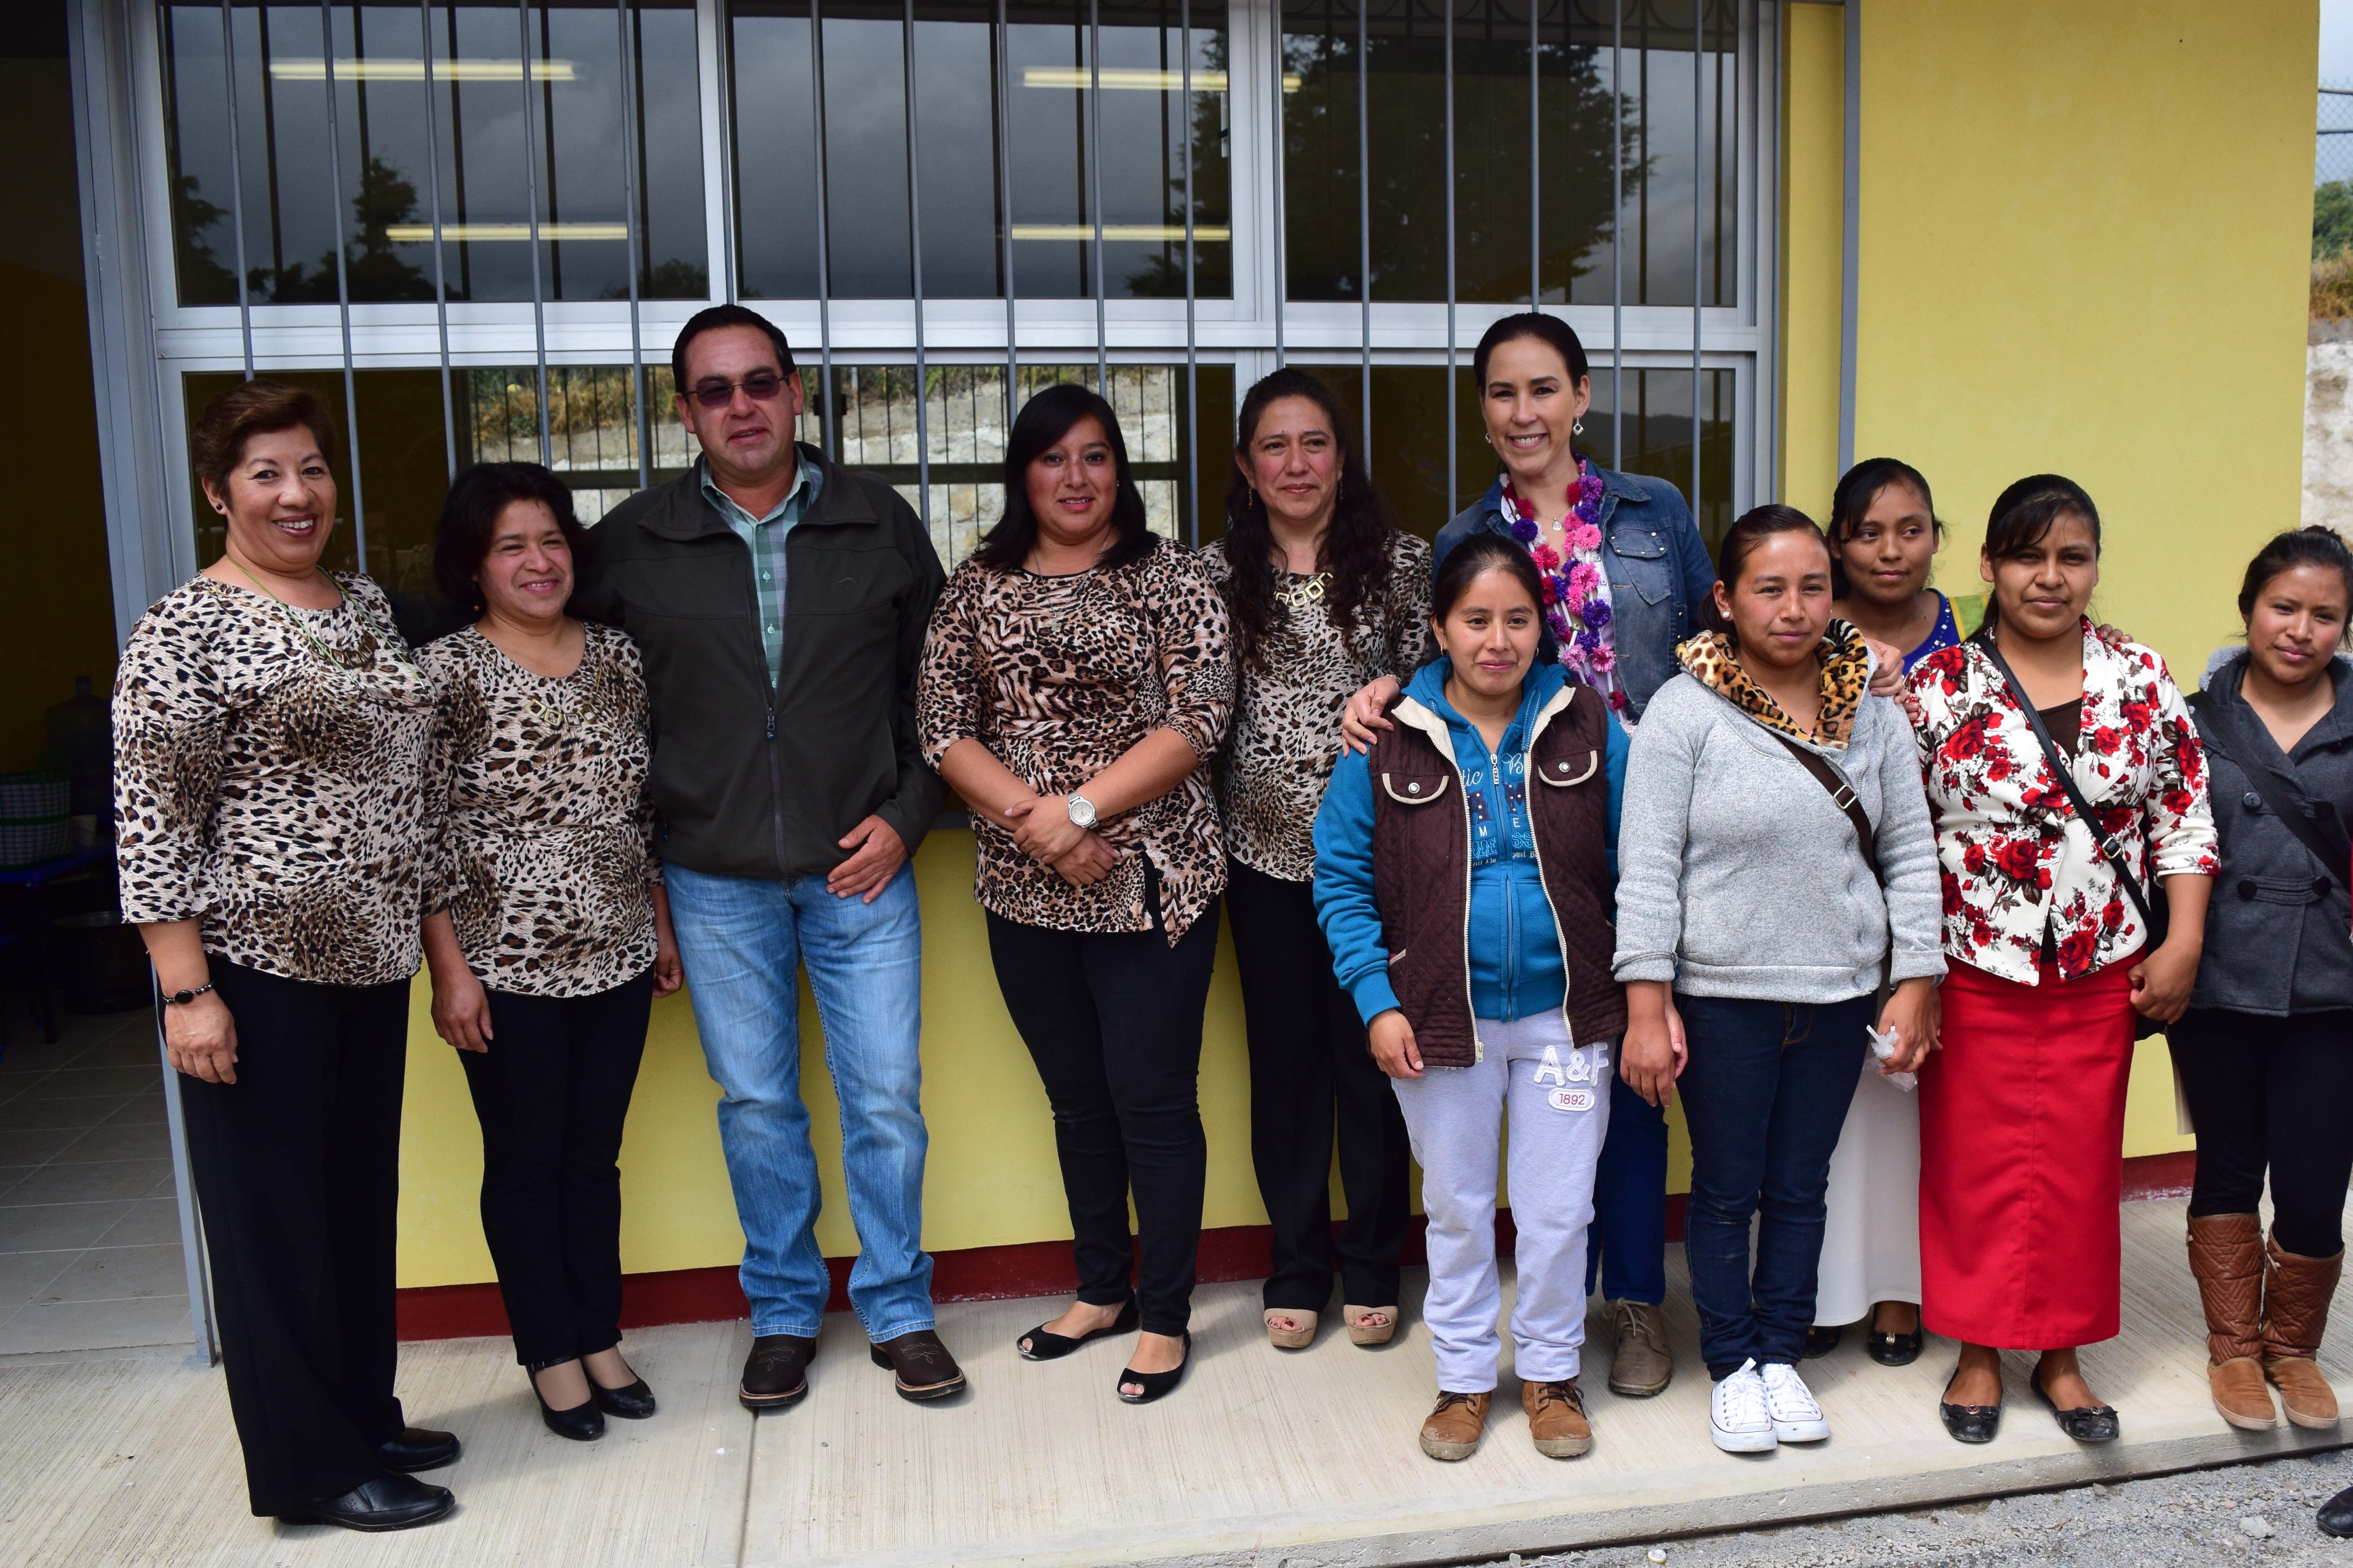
top-left (398, 2), bottom-right (2316, 1287)
top-left (1776, 0), bottom-right (2318, 1168)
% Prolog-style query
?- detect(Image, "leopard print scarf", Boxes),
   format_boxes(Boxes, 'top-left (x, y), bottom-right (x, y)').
top-left (1674, 618), bottom-right (1871, 748)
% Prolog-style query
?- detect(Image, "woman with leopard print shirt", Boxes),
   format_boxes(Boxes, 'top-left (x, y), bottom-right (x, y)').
top-left (113, 381), bottom-right (458, 1532)
top-left (417, 462), bottom-right (682, 1444)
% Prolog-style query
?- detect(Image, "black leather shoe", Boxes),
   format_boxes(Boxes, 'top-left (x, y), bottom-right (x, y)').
top-left (870, 1329), bottom-right (967, 1401)
top-left (1868, 1327), bottom-right (1925, 1367)
top-left (2031, 1363), bottom-right (2119, 1444)
top-left (1939, 1366), bottom-right (2001, 1444)
top-left (592, 1370), bottom-right (658, 1420)
top-left (2318, 1484), bottom-right (2353, 1537)
top-left (740, 1334), bottom-right (817, 1410)
top-left (1803, 1325), bottom-right (1843, 1359)
top-left (534, 1379), bottom-right (605, 1442)
top-left (374, 1427), bottom-right (460, 1473)
top-left (281, 1473), bottom-right (455, 1532)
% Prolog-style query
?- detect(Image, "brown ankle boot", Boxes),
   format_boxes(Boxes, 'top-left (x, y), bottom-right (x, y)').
top-left (2187, 1213), bottom-right (2276, 1430)
top-left (1522, 1378), bottom-right (1594, 1458)
top-left (1418, 1389), bottom-right (1491, 1461)
top-left (2262, 1233), bottom-right (2343, 1430)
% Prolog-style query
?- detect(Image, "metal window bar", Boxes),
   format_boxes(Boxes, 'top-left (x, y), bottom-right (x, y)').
top-left (904, 0), bottom-right (930, 521)
top-left (1526, 0), bottom-right (1536, 308)
top-left (717, 0), bottom-right (739, 303)
top-left (1610, 0), bottom-right (1621, 466)
top-left (1181, 0), bottom-right (1198, 542)
top-left (220, 0), bottom-right (253, 378)
top-left (810, 0), bottom-right (836, 455)
top-left (421, 0), bottom-right (455, 477)
top-left (618, 0), bottom-right (648, 488)
top-left (1444, 0), bottom-right (1455, 506)
top-left (1271, 0), bottom-right (1284, 366)
top-left (318, 1), bottom-right (370, 567)
top-left (1087, 0), bottom-right (1107, 388)
top-left (1689, 0), bottom-right (1701, 523)
top-left (518, 0), bottom-right (551, 464)
top-left (995, 0), bottom-right (1016, 440)
top-left (1355, 0), bottom-right (1369, 455)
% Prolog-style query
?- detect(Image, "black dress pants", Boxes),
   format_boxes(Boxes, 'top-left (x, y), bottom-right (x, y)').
top-left (2171, 1007), bottom-right (2353, 1258)
top-left (1225, 856), bottom-right (1410, 1312)
top-left (984, 881), bottom-right (1220, 1337)
top-left (458, 969), bottom-right (654, 1367)
top-left (178, 961), bottom-right (411, 1517)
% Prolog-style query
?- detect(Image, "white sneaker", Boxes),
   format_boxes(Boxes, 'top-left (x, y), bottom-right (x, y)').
top-left (1759, 1360), bottom-right (1830, 1443)
top-left (1709, 1359), bottom-right (1776, 1453)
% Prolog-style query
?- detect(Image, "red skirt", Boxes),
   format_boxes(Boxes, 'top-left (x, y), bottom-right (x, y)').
top-left (1918, 954), bottom-right (2137, 1349)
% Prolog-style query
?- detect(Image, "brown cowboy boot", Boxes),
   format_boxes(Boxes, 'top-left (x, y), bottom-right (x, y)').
top-left (2262, 1233), bottom-right (2344, 1430)
top-left (2186, 1213), bottom-right (2276, 1429)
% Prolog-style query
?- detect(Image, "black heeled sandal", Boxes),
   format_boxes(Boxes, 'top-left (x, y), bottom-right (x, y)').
top-left (2031, 1360), bottom-right (2119, 1445)
top-left (529, 1360), bottom-right (606, 1442)
top-left (1117, 1330), bottom-right (1190, 1405)
top-left (1017, 1298), bottom-right (1139, 1361)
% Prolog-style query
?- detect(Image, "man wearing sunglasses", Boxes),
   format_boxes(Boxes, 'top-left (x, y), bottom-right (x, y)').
top-left (574, 304), bottom-right (958, 1414)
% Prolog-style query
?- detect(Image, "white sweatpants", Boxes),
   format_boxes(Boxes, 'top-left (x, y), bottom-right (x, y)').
top-left (1391, 1012), bottom-right (1612, 1392)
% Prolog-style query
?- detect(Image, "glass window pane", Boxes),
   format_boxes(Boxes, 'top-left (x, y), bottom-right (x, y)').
top-left (1595, 366), bottom-right (1731, 547)
top-left (161, 1), bottom-right (708, 308)
top-left (1620, 0), bottom-right (1733, 307)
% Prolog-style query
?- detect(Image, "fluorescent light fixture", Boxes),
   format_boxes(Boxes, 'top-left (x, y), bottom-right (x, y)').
top-left (269, 58), bottom-right (575, 82)
top-left (1020, 66), bottom-right (1297, 92)
top-left (384, 222), bottom-right (627, 241)
top-left (1010, 224), bottom-right (1232, 242)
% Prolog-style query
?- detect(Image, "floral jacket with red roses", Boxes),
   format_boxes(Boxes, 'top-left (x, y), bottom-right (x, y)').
top-left (1905, 621), bottom-right (2216, 986)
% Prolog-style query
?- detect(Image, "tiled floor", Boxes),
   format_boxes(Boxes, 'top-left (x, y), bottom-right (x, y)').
top-left (0, 1007), bottom-right (194, 1355)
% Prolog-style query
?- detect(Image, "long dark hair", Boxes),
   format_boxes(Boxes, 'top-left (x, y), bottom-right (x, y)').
top-left (1432, 533), bottom-right (1545, 624)
top-left (1827, 457), bottom-right (1940, 599)
top-left (433, 461), bottom-right (587, 615)
top-left (1220, 369), bottom-right (1397, 669)
top-left (1979, 474), bottom-right (2100, 632)
top-left (1695, 504), bottom-right (1831, 637)
top-left (2238, 526), bottom-right (2353, 647)
top-left (973, 383), bottom-right (1157, 572)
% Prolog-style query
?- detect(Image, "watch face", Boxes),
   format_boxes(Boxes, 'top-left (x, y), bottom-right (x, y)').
top-left (1068, 796), bottom-right (1096, 828)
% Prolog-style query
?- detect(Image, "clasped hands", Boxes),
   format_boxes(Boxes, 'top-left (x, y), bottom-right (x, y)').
top-left (1004, 793), bottom-right (1121, 887)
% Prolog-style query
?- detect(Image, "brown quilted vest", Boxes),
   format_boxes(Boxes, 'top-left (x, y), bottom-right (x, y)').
top-left (1366, 681), bottom-right (1627, 1069)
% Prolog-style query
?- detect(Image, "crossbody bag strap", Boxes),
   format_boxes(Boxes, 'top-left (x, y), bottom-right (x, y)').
top-left (2186, 689), bottom-right (2353, 880)
top-left (1978, 636), bottom-right (2159, 932)
top-left (1765, 729), bottom-right (1883, 886)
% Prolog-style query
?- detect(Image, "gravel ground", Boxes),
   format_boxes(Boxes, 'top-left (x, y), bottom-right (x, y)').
top-left (1513, 1451), bottom-right (2353, 1567)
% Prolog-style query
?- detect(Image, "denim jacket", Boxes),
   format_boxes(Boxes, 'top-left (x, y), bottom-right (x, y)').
top-left (1432, 467), bottom-right (1716, 721)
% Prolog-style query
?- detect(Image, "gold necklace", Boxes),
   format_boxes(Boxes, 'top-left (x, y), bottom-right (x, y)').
top-left (1275, 572), bottom-right (1331, 608)
top-left (221, 554), bottom-right (395, 674)
top-left (498, 630), bottom-right (611, 740)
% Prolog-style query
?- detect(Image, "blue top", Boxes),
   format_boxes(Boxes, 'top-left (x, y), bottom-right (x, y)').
top-left (1432, 468), bottom-right (1716, 722)
top-left (1312, 659), bottom-right (1629, 1028)
top-left (1903, 591), bottom-right (1964, 673)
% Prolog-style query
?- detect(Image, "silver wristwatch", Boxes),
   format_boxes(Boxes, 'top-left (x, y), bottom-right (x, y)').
top-left (1066, 793), bottom-right (1098, 829)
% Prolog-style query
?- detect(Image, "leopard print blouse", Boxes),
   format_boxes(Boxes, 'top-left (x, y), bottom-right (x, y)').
top-left (1203, 530), bottom-right (1432, 882)
top-left (917, 538), bottom-right (1233, 944)
top-left (113, 572), bottom-right (437, 987)
top-left (419, 624), bottom-right (661, 998)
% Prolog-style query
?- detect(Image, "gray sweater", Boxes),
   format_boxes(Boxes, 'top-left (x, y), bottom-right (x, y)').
top-left (1611, 672), bottom-right (1946, 1001)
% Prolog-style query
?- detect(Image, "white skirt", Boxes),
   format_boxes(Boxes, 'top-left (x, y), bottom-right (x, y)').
top-left (1812, 1058), bottom-right (1922, 1326)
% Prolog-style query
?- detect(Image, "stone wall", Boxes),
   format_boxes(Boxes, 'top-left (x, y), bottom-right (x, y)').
top-left (2307, 320), bottom-right (2353, 529)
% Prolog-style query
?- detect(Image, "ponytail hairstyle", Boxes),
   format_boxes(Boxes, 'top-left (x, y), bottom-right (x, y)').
top-left (1696, 504), bottom-right (1832, 637)
top-left (2238, 526), bottom-right (2353, 647)
top-left (1827, 457), bottom-right (1941, 599)
top-left (1431, 533), bottom-right (1545, 625)
top-left (1978, 474), bottom-right (2100, 632)
top-left (1220, 368), bottom-right (1397, 670)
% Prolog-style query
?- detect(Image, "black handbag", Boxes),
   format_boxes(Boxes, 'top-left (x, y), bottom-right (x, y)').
top-left (1977, 636), bottom-right (2169, 1037)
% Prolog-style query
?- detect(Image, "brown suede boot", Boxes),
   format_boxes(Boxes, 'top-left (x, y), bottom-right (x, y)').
top-left (2187, 1212), bottom-right (2276, 1430)
top-left (2263, 1233), bottom-right (2343, 1431)
top-left (1522, 1378), bottom-right (1594, 1458)
top-left (1418, 1390), bottom-right (1491, 1461)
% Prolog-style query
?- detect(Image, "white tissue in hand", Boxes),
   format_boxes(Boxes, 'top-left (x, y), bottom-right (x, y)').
top-left (1867, 1024), bottom-right (1917, 1092)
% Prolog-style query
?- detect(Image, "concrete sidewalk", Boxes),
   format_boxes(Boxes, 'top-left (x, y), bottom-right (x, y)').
top-left (3, 1195), bottom-right (2346, 1568)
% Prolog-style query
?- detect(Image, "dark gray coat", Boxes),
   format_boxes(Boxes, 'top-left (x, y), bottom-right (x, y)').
top-left (2189, 650), bottom-right (2353, 1015)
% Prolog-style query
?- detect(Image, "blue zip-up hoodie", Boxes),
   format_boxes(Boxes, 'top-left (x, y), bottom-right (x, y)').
top-left (1313, 659), bottom-right (1629, 1027)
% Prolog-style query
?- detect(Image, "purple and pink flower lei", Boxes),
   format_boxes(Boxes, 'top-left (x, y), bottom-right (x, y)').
top-left (1503, 461), bottom-right (1627, 711)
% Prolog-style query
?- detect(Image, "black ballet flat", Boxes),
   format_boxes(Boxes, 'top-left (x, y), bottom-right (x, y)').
top-left (1939, 1367), bottom-right (2002, 1444)
top-left (1016, 1298), bottom-right (1139, 1362)
top-left (1868, 1327), bottom-right (1925, 1367)
top-left (1803, 1325), bottom-right (1843, 1359)
top-left (592, 1374), bottom-right (658, 1420)
top-left (2031, 1363), bottom-right (2119, 1445)
top-left (1116, 1330), bottom-right (1190, 1405)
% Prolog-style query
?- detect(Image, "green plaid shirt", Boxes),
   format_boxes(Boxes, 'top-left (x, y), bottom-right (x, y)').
top-left (699, 452), bottom-right (822, 691)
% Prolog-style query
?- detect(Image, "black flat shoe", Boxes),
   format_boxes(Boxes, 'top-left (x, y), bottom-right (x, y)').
top-left (1117, 1330), bottom-right (1190, 1405)
top-left (280, 1473), bottom-right (455, 1532)
top-left (2319, 1484), bottom-right (2353, 1537)
top-left (1803, 1325), bottom-right (1843, 1359)
top-left (374, 1427), bottom-right (461, 1472)
top-left (592, 1374), bottom-right (657, 1420)
top-left (1939, 1367), bottom-right (2001, 1444)
top-left (1017, 1298), bottom-right (1139, 1361)
top-left (1868, 1327), bottom-right (1925, 1367)
top-left (530, 1365), bottom-right (606, 1442)
top-left (2031, 1364), bottom-right (2119, 1444)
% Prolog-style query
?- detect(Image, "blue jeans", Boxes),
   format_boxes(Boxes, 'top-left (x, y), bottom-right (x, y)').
top-left (1675, 992), bottom-right (1873, 1380)
top-left (1584, 1078), bottom-right (1669, 1306)
top-left (664, 861), bottom-right (933, 1341)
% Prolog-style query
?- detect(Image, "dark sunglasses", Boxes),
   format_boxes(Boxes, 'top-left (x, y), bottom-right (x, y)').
top-left (685, 372), bottom-right (790, 410)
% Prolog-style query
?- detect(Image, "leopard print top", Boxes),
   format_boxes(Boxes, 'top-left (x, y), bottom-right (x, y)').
top-left (113, 572), bottom-right (437, 987)
top-left (1202, 530), bottom-right (1431, 882)
top-left (419, 624), bottom-right (661, 998)
top-left (917, 538), bottom-right (1233, 944)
